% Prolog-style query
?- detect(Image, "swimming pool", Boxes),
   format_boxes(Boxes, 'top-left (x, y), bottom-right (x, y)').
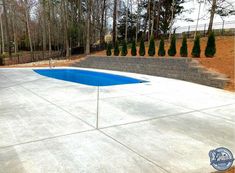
top-left (34, 69), bottom-right (147, 86)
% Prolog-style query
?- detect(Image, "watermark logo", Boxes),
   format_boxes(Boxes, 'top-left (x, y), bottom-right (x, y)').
top-left (209, 147), bottom-right (234, 171)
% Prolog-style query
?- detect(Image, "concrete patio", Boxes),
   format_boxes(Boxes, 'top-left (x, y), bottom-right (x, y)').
top-left (0, 67), bottom-right (234, 173)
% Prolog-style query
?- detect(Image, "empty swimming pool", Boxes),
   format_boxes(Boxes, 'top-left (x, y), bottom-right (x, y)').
top-left (34, 69), bottom-right (147, 86)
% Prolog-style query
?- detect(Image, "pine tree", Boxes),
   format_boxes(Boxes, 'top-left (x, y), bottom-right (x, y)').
top-left (168, 34), bottom-right (177, 56)
top-left (191, 35), bottom-right (201, 58)
top-left (121, 41), bottom-right (128, 56)
top-left (131, 41), bottom-right (137, 56)
top-left (106, 43), bottom-right (112, 56)
top-left (139, 38), bottom-right (145, 56)
top-left (114, 41), bottom-right (120, 56)
top-left (205, 32), bottom-right (216, 57)
top-left (180, 34), bottom-right (188, 57)
top-left (148, 35), bottom-right (156, 56)
top-left (158, 37), bottom-right (165, 56)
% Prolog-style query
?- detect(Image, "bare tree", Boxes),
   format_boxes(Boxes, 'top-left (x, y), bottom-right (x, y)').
top-left (100, 0), bottom-right (106, 45)
top-left (125, 0), bottom-right (129, 42)
top-left (113, 0), bottom-right (117, 44)
top-left (135, 0), bottom-right (140, 43)
top-left (207, 0), bottom-right (216, 33)
top-left (22, 0), bottom-right (33, 53)
top-left (0, 5), bottom-right (5, 53)
top-left (2, 0), bottom-right (11, 57)
top-left (0, 0), bottom-right (187, 59)
top-left (41, 0), bottom-right (47, 53)
top-left (155, 0), bottom-right (161, 38)
top-left (147, 0), bottom-right (151, 40)
top-left (61, 0), bottom-right (69, 57)
top-left (85, 0), bottom-right (92, 54)
top-left (150, 0), bottom-right (156, 36)
top-left (48, 0), bottom-right (52, 55)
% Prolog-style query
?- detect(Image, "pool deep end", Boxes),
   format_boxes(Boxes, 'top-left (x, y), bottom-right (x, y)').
top-left (34, 69), bottom-right (147, 86)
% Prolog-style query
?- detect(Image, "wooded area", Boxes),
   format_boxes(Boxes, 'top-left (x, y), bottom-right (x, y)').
top-left (0, 0), bottom-right (234, 58)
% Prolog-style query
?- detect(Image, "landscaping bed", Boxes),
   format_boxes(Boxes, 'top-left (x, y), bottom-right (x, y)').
top-left (95, 36), bottom-right (234, 91)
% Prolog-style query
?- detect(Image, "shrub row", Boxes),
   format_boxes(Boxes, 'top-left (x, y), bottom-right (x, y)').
top-left (106, 32), bottom-right (216, 58)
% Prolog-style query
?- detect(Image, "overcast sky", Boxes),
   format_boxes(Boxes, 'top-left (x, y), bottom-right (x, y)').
top-left (174, 0), bottom-right (235, 32)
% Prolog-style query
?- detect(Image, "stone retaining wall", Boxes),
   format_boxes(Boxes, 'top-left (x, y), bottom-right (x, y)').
top-left (72, 56), bottom-right (229, 89)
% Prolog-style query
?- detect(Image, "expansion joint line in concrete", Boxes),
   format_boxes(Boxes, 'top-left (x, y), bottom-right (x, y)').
top-left (196, 109), bottom-right (235, 123)
top-left (142, 92), bottom-right (235, 114)
top-left (0, 128), bottom-right (96, 150)
top-left (0, 77), bottom-right (45, 90)
top-left (19, 84), bottom-right (96, 129)
top-left (99, 110), bottom-right (197, 130)
top-left (98, 129), bottom-right (170, 173)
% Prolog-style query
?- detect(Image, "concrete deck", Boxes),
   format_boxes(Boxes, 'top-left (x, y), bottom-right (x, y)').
top-left (0, 67), bottom-right (234, 173)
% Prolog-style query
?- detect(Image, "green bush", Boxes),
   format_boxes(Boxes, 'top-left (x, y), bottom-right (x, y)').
top-left (106, 43), bottom-right (112, 56)
top-left (168, 34), bottom-right (177, 56)
top-left (148, 35), bottom-right (155, 56)
top-left (191, 35), bottom-right (201, 58)
top-left (121, 41), bottom-right (128, 56)
top-left (114, 41), bottom-right (120, 56)
top-left (180, 34), bottom-right (188, 57)
top-left (158, 37), bottom-right (165, 56)
top-left (131, 41), bottom-right (137, 56)
top-left (205, 32), bottom-right (216, 57)
top-left (139, 38), bottom-right (145, 56)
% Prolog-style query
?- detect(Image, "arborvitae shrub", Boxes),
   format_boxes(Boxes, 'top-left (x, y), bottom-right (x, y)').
top-left (131, 41), bottom-right (137, 56)
top-left (191, 35), bottom-right (201, 58)
top-left (205, 32), bottom-right (216, 57)
top-left (168, 34), bottom-right (177, 56)
top-left (106, 43), bottom-right (112, 56)
top-left (139, 38), bottom-right (145, 56)
top-left (114, 41), bottom-right (120, 56)
top-left (158, 37), bottom-right (165, 56)
top-left (148, 35), bottom-right (156, 56)
top-left (121, 41), bottom-right (128, 56)
top-left (180, 34), bottom-right (188, 57)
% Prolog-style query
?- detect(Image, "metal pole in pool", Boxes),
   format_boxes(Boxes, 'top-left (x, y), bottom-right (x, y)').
top-left (96, 85), bottom-right (99, 129)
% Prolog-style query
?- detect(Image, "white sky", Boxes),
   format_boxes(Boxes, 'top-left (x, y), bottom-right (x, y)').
top-left (174, 0), bottom-right (235, 32)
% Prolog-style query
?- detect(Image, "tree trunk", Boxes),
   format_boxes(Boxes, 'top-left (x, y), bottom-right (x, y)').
top-left (42, 0), bottom-right (47, 52)
top-left (10, 5), bottom-right (17, 54)
top-left (147, 0), bottom-right (151, 40)
top-left (151, 0), bottom-right (156, 36)
top-left (99, 0), bottom-right (106, 45)
top-left (155, 0), bottom-right (161, 39)
top-left (143, 0), bottom-right (150, 39)
top-left (207, 0), bottom-right (216, 33)
top-left (113, 0), bottom-right (117, 44)
top-left (0, 13), bottom-right (5, 54)
top-left (125, 0), bottom-right (129, 42)
top-left (48, 0), bottom-right (52, 55)
top-left (2, 0), bottom-right (11, 57)
top-left (24, 0), bottom-right (33, 53)
top-left (169, 0), bottom-right (175, 42)
top-left (62, 0), bottom-right (70, 57)
top-left (135, 0), bottom-right (140, 43)
top-left (85, 0), bottom-right (92, 54)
